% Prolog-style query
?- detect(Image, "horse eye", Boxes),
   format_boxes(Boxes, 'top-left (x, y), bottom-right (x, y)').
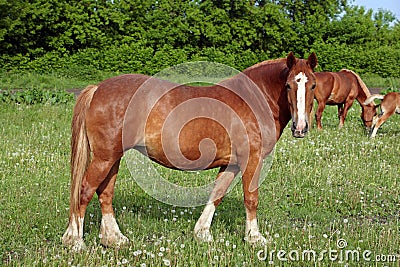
top-left (286, 83), bottom-right (291, 90)
top-left (311, 84), bottom-right (316, 90)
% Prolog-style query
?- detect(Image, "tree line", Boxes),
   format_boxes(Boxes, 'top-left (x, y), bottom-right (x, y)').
top-left (0, 0), bottom-right (399, 77)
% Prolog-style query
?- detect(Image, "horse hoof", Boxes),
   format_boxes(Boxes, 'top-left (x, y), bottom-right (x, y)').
top-left (194, 229), bottom-right (213, 243)
top-left (100, 233), bottom-right (130, 248)
top-left (244, 232), bottom-right (271, 246)
top-left (71, 239), bottom-right (87, 252)
top-left (62, 237), bottom-right (86, 252)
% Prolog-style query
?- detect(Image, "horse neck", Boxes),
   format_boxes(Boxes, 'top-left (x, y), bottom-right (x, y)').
top-left (244, 59), bottom-right (287, 90)
top-left (355, 84), bottom-right (372, 106)
top-left (244, 61), bottom-right (288, 106)
top-left (244, 61), bottom-right (291, 138)
top-left (355, 88), bottom-right (368, 104)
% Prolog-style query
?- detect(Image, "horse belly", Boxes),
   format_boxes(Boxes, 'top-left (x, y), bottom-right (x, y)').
top-left (142, 118), bottom-right (233, 170)
top-left (326, 90), bottom-right (348, 104)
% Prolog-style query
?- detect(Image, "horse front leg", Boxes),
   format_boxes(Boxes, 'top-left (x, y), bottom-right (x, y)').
top-left (194, 166), bottom-right (239, 242)
top-left (242, 158), bottom-right (270, 245)
top-left (96, 159), bottom-right (129, 247)
top-left (315, 101), bottom-right (326, 130)
top-left (370, 111), bottom-right (393, 138)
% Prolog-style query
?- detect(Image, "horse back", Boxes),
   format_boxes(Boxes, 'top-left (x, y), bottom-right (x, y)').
top-left (382, 92), bottom-right (400, 114)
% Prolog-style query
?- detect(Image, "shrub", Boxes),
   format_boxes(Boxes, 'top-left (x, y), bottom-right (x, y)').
top-left (0, 88), bottom-right (74, 105)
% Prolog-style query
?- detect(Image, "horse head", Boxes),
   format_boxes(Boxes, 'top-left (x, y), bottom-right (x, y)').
top-left (361, 101), bottom-right (377, 131)
top-left (285, 52), bottom-right (318, 138)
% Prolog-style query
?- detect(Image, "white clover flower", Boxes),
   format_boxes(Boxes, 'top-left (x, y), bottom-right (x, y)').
top-left (133, 250), bottom-right (142, 257)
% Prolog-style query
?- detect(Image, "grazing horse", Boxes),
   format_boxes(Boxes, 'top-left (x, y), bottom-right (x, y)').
top-left (314, 69), bottom-right (376, 129)
top-left (364, 92), bottom-right (400, 137)
top-left (62, 52), bottom-right (318, 250)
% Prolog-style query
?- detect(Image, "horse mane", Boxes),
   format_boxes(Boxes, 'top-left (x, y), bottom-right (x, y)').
top-left (340, 69), bottom-right (371, 98)
top-left (218, 58), bottom-right (286, 87)
top-left (244, 58), bottom-right (286, 72)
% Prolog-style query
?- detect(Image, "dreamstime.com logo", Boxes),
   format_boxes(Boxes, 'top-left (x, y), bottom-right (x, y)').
top-left (122, 61), bottom-right (276, 207)
top-left (257, 238), bottom-right (399, 264)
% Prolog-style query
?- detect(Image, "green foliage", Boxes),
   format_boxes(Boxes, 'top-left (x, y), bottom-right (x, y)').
top-left (0, 88), bottom-right (74, 104)
top-left (310, 5), bottom-right (400, 77)
top-left (0, 0), bottom-right (399, 78)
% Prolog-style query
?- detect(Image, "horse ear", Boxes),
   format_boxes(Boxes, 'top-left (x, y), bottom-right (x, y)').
top-left (286, 52), bottom-right (297, 69)
top-left (307, 52), bottom-right (318, 70)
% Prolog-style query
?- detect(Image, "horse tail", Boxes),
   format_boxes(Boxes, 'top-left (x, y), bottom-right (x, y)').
top-left (69, 84), bottom-right (98, 220)
top-left (364, 94), bottom-right (384, 105)
top-left (341, 69), bottom-right (372, 100)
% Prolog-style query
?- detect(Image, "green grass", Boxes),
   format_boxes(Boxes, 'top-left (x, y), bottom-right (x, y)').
top-left (0, 69), bottom-right (119, 91)
top-left (0, 101), bottom-right (399, 266)
top-left (360, 73), bottom-right (400, 91)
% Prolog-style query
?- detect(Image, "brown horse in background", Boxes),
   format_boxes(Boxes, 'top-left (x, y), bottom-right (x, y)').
top-left (314, 69), bottom-right (376, 129)
top-left (62, 52), bottom-right (318, 251)
top-left (364, 92), bottom-right (400, 137)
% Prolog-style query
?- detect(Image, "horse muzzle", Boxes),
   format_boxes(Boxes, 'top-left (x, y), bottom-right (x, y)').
top-left (291, 121), bottom-right (309, 138)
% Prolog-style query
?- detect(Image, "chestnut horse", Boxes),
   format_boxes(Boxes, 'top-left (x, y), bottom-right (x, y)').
top-left (62, 52), bottom-right (318, 250)
top-left (314, 69), bottom-right (376, 129)
top-left (364, 92), bottom-right (400, 137)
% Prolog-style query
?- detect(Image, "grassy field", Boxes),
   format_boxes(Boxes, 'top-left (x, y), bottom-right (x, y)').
top-left (0, 98), bottom-right (399, 266)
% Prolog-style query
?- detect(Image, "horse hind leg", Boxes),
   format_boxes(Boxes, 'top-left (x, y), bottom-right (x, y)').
top-left (97, 159), bottom-right (129, 247)
top-left (339, 97), bottom-right (356, 129)
top-left (62, 213), bottom-right (85, 251)
top-left (194, 166), bottom-right (239, 242)
top-left (241, 160), bottom-right (270, 245)
top-left (337, 104), bottom-right (345, 128)
top-left (62, 156), bottom-right (122, 250)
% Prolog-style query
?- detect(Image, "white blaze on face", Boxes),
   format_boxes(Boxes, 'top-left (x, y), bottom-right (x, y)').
top-left (294, 72), bottom-right (308, 130)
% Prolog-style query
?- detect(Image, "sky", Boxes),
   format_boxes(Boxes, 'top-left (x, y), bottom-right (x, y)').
top-left (351, 0), bottom-right (400, 20)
